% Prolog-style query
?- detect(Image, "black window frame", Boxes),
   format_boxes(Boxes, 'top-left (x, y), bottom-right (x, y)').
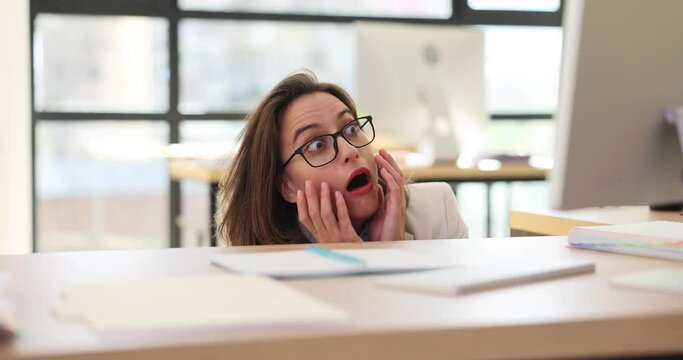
top-left (29, 0), bottom-right (563, 251)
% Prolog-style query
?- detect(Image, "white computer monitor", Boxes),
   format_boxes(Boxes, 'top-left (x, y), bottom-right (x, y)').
top-left (354, 22), bottom-right (486, 164)
top-left (550, 0), bottom-right (683, 210)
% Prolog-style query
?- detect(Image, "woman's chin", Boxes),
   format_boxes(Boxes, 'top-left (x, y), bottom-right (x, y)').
top-left (347, 199), bottom-right (379, 222)
top-left (346, 183), bottom-right (381, 221)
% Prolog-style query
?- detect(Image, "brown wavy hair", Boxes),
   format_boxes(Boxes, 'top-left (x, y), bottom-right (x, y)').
top-left (215, 71), bottom-right (360, 246)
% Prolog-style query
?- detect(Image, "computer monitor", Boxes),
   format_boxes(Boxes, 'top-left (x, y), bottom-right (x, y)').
top-left (550, 0), bottom-right (683, 210)
top-left (354, 22), bottom-right (486, 164)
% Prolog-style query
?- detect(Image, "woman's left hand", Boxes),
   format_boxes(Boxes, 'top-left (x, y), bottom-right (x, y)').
top-left (368, 149), bottom-right (406, 241)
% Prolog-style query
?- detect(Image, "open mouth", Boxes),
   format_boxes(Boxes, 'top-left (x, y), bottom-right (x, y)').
top-left (346, 168), bottom-right (372, 194)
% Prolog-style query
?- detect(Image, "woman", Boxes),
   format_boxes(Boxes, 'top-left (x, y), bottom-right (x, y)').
top-left (216, 71), bottom-right (468, 245)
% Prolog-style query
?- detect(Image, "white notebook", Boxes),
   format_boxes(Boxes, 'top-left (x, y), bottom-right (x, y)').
top-left (568, 221), bottom-right (683, 262)
top-left (53, 274), bottom-right (348, 332)
top-left (376, 260), bottom-right (595, 296)
top-left (211, 247), bottom-right (456, 279)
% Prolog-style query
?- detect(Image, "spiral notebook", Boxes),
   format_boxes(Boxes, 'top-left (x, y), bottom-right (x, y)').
top-left (568, 221), bottom-right (683, 262)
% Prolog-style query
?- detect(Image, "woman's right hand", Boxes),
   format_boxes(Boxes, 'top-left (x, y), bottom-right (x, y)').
top-left (296, 180), bottom-right (363, 243)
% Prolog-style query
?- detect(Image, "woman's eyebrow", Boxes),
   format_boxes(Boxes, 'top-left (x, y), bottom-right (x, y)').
top-left (291, 109), bottom-right (352, 143)
top-left (292, 123), bottom-right (320, 144)
top-left (337, 109), bottom-right (353, 119)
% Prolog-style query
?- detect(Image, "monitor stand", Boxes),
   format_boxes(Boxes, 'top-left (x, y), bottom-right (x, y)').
top-left (653, 107), bottom-right (683, 211)
top-left (649, 203), bottom-right (683, 211)
top-left (417, 84), bottom-right (460, 165)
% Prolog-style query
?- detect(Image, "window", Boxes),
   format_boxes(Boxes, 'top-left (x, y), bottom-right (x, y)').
top-left (468, 0), bottom-right (561, 12)
top-left (180, 0), bottom-right (452, 18)
top-left (179, 20), bottom-right (353, 114)
top-left (481, 25), bottom-right (562, 116)
top-left (34, 15), bottom-right (168, 113)
top-left (36, 121), bottom-right (169, 251)
top-left (31, 0), bottom-right (563, 250)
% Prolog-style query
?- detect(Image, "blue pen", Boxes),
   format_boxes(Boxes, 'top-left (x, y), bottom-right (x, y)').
top-left (305, 245), bottom-right (367, 268)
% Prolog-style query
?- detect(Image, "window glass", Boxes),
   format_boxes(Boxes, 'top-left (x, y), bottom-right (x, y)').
top-left (480, 26), bottom-right (563, 115)
top-left (36, 121), bottom-right (169, 252)
top-left (179, 0), bottom-right (452, 19)
top-left (468, 0), bottom-right (560, 12)
top-left (180, 120), bottom-right (246, 145)
top-left (34, 14), bottom-right (168, 113)
top-left (179, 20), bottom-right (354, 114)
top-left (177, 120), bottom-right (245, 247)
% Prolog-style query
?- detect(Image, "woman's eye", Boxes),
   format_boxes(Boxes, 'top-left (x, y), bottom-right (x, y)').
top-left (344, 124), bottom-right (360, 136)
top-left (305, 139), bottom-right (327, 153)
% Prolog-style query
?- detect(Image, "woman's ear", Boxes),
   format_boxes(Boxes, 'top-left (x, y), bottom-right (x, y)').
top-left (278, 174), bottom-right (298, 203)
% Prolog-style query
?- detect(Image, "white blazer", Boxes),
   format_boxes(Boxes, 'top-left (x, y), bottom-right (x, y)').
top-left (404, 182), bottom-right (469, 240)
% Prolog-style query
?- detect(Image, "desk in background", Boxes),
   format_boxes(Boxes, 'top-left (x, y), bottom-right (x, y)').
top-left (2, 237), bottom-right (682, 360)
top-left (510, 206), bottom-right (683, 236)
top-left (169, 158), bottom-right (547, 247)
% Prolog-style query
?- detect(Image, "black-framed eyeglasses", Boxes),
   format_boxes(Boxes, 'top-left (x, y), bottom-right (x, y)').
top-left (281, 115), bottom-right (375, 169)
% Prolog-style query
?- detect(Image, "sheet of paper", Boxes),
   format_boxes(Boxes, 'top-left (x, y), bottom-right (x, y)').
top-left (610, 269), bottom-right (683, 295)
top-left (53, 274), bottom-right (348, 332)
top-left (211, 248), bottom-right (456, 278)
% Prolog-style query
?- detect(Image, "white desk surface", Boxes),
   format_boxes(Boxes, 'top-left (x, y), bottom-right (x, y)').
top-left (1, 237), bottom-right (682, 360)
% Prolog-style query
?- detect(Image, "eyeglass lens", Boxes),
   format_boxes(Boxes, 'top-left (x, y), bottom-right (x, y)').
top-left (302, 118), bottom-right (374, 167)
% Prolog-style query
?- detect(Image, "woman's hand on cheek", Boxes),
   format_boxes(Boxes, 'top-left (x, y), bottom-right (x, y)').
top-left (296, 180), bottom-right (362, 243)
top-left (369, 149), bottom-right (406, 241)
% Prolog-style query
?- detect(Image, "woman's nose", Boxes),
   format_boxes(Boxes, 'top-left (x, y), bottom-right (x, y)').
top-left (337, 136), bottom-right (360, 163)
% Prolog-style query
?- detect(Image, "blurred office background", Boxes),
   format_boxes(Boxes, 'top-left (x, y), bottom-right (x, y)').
top-left (1, 0), bottom-right (562, 253)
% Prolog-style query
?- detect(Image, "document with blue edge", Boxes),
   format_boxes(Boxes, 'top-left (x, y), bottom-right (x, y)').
top-left (211, 247), bottom-right (457, 279)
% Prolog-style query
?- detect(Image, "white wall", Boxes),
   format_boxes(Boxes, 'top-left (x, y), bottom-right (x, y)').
top-left (0, 0), bottom-right (32, 254)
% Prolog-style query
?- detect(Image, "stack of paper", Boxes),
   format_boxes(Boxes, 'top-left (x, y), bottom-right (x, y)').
top-left (210, 247), bottom-right (456, 278)
top-left (568, 221), bottom-right (683, 261)
top-left (53, 274), bottom-right (348, 332)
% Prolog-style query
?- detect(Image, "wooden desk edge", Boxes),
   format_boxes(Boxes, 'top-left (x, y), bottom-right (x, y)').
top-left (169, 159), bottom-right (547, 184)
top-left (169, 160), bottom-right (222, 183)
top-left (12, 313), bottom-right (683, 360)
top-left (509, 210), bottom-right (604, 236)
top-left (405, 165), bottom-right (546, 182)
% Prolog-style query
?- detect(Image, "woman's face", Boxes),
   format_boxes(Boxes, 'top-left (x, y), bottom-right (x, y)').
top-left (278, 92), bottom-right (380, 226)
